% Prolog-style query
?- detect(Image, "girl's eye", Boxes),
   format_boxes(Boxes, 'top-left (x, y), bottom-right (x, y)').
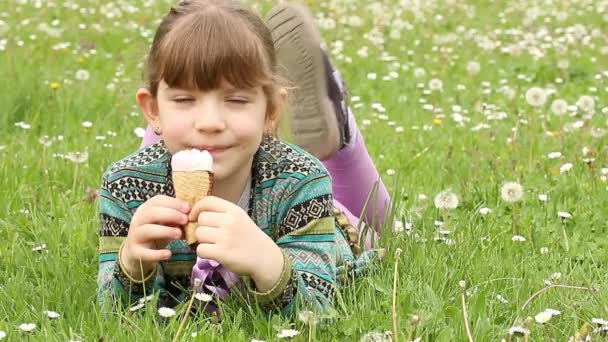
top-left (174, 98), bottom-right (194, 103)
top-left (227, 98), bottom-right (249, 104)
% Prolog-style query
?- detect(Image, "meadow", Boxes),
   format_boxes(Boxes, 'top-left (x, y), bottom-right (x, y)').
top-left (1, 0), bottom-right (607, 340)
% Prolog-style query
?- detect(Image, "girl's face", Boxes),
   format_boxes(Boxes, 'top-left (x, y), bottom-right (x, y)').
top-left (140, 80), bottom-right (270, 182)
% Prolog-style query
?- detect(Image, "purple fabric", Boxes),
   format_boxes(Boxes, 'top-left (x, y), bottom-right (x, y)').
top-left (323, 122), bottom-right (391, 233)
top-left (191, 258), bottom-right (239, 300)
top-left (141, 124), bottom-right (161, 147)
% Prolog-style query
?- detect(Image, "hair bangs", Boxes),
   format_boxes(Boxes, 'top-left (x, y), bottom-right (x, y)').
top-left (154, 10), bottom-right (274, 93)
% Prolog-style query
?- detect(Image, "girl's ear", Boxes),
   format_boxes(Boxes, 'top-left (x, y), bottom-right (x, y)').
top-left (265, 87), bottom-right (288, 133)
top-left (136, 87), bottom-right (160, 128)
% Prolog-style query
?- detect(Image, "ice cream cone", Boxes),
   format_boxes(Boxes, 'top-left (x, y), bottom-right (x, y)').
top-left (172, 171), bottom-right (214, 246)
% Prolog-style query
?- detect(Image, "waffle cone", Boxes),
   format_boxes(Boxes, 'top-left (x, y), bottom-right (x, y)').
top-left (172, 170), bottom-right (214, 246)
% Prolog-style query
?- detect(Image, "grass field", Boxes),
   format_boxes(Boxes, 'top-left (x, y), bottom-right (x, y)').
top-left (1, 0), bottom-right (608, 340)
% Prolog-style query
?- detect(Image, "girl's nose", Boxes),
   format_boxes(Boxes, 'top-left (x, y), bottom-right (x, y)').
top-left (194, 103), bottom-right (226, 132)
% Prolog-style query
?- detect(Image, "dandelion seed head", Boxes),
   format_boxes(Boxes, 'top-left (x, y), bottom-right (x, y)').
top-left (434, 190), bottom-right (459, 209)
top-left (501, 182), bottom-right (524, 203)
top-left (525, 87), bottom-right (547, 107)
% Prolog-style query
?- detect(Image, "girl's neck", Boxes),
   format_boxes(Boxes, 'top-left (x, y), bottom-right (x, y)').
top-left (212, 157), bottom-right (253, 204)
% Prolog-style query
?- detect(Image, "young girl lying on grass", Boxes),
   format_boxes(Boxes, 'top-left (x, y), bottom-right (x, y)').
top-left (98, 0), bottom-right (390, 316)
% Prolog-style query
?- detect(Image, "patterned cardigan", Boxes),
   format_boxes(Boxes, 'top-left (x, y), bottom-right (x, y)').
top-left (97, 137), bottom-right (367, 315)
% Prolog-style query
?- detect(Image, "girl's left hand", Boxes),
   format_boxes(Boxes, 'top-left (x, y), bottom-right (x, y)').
top-left (189, 196), bottom-right (283, 280)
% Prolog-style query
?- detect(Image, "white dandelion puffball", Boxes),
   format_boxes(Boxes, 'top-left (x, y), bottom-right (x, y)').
top-left (525, 87), bottom-right (547, 107)
top-left (550, 99), bottom-right (568, 116)
top-left (558, 211), bottom-right (572, 219)
top-left (466, 61), bottom-right (481, 75)
top-left (18, 323), bottom-right (36, 332)
top-left (75, 69), bottom-right (90, 81)
top-left (276, 329), bottom-right (299, 339)
top-left (429, 78), bottom-right (443, 91)
top-left (157, 307), bottom-right (176, 318)
top-left (501, 182), bottom-right (524, 203)
top-left (434, 190), bottom-right (459, 209)
top-left (560, 163), bottom-right (573, 173)
top-left (479, 207), bottom-right (491, 215)
top-left (414, 67), bottom-right (426, 79)
top-left (576, 95), bottom-right (595, 113)
top-left (538, 194), bottom-right (548, 202)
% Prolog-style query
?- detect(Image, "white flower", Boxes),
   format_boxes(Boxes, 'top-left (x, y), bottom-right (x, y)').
top-left (251, 339), bottom-right (267, 342)
top-left (508, 326), bottom-right (530, 336)
top-left (592, 318), bottom-right (608, 326)
top-left (501, 182), bottom-right (524, 203)
top-left (551, 99), bottom-right (568, 116)
top-left (547, 152), bottom-right (562, 159)
top-left (32, 243), bottom-right (47, 252)
top-left (138, 294), bottom-right (155, 304)
top-left (512, 235), bottom-right (526, 242)
top-left (157, 307), bottom-right (176, 318)
top-left (496, 294), bottom-right (509, 304)
top-left (18, 323), bottom-right (36, 332)
top-left (418, 194), bottom-right (427, 201)
top-left (479, 207), bottom-right (491, 215)
top-left (393, 220), bottom-right (404, 233)
top-left (525, 87), bottom-right (547, 107)
top-left (434, 220), bottom-right (444, 227)
top-left (466, 61), bottom-right (481, 75)
top-left (129, 303), bottom-right (145, 312)
top-left (576, 95), bottom-right (595, 113)
top-left (535, 310), bottom-right (553, 324)
top-left (538, 194), bottom-right (548, 202)
top-left (433, 190), bottom-right (459, 209)
top-left (134, 127), bottom-right (147, 138)
top-left (429, 78), bottom-right (443, 91)
top-left (559, 163), bottom-right (573, 173)
top-left (81, 121), bottom-right (93, 128)
top-left (194, 293), bottom-right (213, 302)
top-left (276, 329), bottom-right (299, 339)
top-left (75, 69), bottom-right (90, 81)
top-left (43, 310), bottom-right (61, 319)
top-left (540, 247), bottom-right (549, 254)
top-left (550, 273), bottom-right (562, 280)
top-left (558, 211), bottom-right (572, 219)
top-left (386, 169), bottom-right (396, 176)
top-left (0, 331), bottom-right (5, 340)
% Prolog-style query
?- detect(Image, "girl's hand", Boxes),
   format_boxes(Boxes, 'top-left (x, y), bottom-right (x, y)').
top-left (189, 196), bottom-right (284, 289)
top-left (121, 195), bottom-right (190, 280)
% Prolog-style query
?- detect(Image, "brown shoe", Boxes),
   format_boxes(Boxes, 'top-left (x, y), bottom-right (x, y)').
top-left (267, 2), bottom-right (341, 160)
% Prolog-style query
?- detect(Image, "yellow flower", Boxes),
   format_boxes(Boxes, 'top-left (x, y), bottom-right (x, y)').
top-left (50, 82), bottom-right (60, 90)
top-left (77, 57), bottom-right (85, 64)
top-left (433, 118), bottom-right (442, 125)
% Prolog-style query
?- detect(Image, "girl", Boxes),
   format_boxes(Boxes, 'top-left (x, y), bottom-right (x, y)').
top-left (98, 0), bottom-right (390, 316)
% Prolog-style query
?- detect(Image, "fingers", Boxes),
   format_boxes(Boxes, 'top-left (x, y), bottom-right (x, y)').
top-left (188, 196), bottom-right (231, 221)
top-left (195, 226), bottom-right (223, 244)
top-left (196, 243), bottom-right (221, 261)
top-left (131, 246), bottom-right (173, 263)
top-left (147, 195), bottom-right (191, 213)
top-left (132, 224), bottom-right (182, 243)
top-left (139, 207), bottom-right (189, 226)
top-left (196, 211), bottom-right (229, 228)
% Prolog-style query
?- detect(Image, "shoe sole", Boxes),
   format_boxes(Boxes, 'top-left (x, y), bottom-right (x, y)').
top-left (267, 3), bottom-right (340, 160)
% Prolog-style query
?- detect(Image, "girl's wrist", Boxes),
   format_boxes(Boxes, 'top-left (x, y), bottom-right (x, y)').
top-left (119, 241), bottom-right (156, 282)
top-left (251, 243), bottom-right (285, 292)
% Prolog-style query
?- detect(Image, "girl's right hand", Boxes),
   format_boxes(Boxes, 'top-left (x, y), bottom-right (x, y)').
top-left (120, 195), bottom-right (190, 280)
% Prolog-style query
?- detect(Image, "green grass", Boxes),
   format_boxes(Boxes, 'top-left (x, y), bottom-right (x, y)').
top-left (1, 0), bottom-right (607, 340)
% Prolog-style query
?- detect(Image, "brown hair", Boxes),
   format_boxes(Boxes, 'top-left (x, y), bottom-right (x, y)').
top-left (145, 0), bottom-right (281, 123)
